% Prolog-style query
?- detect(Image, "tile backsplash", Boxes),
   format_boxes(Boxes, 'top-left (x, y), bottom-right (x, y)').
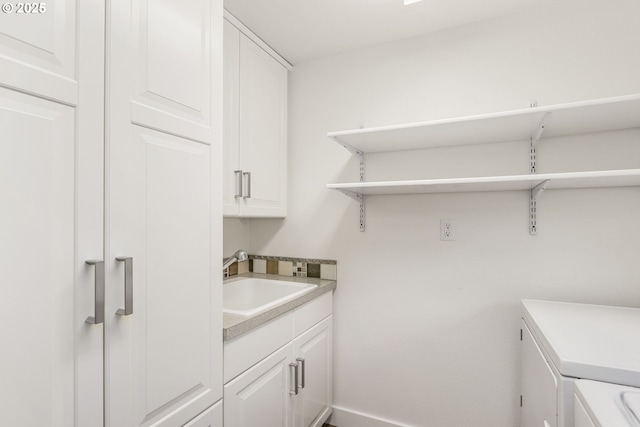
top-left (224, 255), bottom-right (337, 280)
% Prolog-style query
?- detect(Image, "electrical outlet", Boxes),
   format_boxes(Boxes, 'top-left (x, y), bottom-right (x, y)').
top-left (440, 219), bottom-right (455, 241)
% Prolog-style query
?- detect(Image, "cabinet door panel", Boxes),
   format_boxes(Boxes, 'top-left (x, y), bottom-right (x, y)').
top-left (144, 130), bottom-right (212, 411)
top-left (224, 343), bottom-right (294, 427)
top-left (222, 19), bottom-right (240, 216)
top-left (294, 316), bottom-right (333, 427)
top-left (238, 34), bottom-right (287, 217)
top-left (0, 87), bottom-right (103, 427)
top-left (521, 321), bottom-right (558, 427)
top-left (131, 0), bottom-right (212, 143)
top-left (0, 0), bottom-right (76, 103)
top-left (109, 126), bottom-right (216, 426)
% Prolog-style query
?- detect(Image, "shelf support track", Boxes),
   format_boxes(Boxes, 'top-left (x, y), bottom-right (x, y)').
top-left (530, 112), bottom-right (551, 174)
top-left (333, 134), bottom-right (367, 231)
top-left (529, 180), bottom-right (549, 235)
top-left (357, 151), bottom-right (366, 232)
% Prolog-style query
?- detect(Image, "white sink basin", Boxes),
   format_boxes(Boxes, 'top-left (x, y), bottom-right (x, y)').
top-left (223, 278), bottom-right (318, 316)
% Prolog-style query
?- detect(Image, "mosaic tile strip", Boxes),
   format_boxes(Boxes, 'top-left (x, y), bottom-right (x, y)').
top-left (249, 255), bottom-right (336, 280)
top-left (250, 255), bottom-right (337, 265)
top-left (224, 255), bottom-right (337, 280)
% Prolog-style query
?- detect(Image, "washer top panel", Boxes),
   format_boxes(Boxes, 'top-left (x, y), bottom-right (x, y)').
top-left (575, 379), bottom-right (640, 426)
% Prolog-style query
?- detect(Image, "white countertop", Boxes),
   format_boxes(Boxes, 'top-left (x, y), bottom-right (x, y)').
top-left (522, 299), bottom-right (640, 387)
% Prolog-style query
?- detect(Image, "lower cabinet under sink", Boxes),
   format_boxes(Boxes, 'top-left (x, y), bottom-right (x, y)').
top-left (223, 292), bottom-right (333, 427)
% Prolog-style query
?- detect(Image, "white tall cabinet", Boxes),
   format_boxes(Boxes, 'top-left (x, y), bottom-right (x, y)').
top-left (0, 1), bottom-right (223, 426)
top-left (106, 1), bottom-right (223, 426)
top-left (223, 16), bottom-right (289, 218)
top-left (0, 2), bottom-right (105, 426)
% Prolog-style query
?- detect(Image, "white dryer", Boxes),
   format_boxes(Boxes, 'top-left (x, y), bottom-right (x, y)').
top-left (520, 299), bottom-right (640, 427)
top-left (574, 379), bottom-right (640, 427)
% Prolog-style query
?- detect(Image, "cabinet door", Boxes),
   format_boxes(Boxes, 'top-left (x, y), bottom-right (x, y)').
top-left (224, 343), bottom-right (295, 427)
top-left (294, 317), bottom-right (333, 427)
top-left (238, 34), bottom-right (288, 217)
top-left (106, 0), bottom-right (223, 426)
top-left (521, 321), bottom-right (558, 427)
top-left (222, 19), bottom-right (241, 216)
top-left (0, 1), bottom-right (104, 426)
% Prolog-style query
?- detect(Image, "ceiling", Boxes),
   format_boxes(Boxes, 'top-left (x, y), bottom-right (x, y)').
top-left (223, 0), bottom-right (543, 64)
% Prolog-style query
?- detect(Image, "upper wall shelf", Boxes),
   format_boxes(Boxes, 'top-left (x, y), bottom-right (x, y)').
top-left (327, 94), bottom-right (640, 154)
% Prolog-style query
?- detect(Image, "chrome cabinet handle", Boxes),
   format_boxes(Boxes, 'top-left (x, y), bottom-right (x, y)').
top-left (115, 257), bottom-right (133, 315)
top-left (234, 170), bottom-right (243, 198)
top-left (242, 171), bottom-right (251, 199)
top-left (85, 260), bottom-right (104, 325)
top-left (289, 362), bottom-right (299, 395)
top-left (296, 357), bottom-right (306, 389)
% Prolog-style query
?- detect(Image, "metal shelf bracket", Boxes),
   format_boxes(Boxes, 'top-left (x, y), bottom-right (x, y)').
top-left (337, 189), bottom-right (365, 231)
top-left (330, 136), bottom-right (360, 155)
top-left (530, 112), bottom-right (551, 173)
top-left (529, 180), bottom-right (549, 235)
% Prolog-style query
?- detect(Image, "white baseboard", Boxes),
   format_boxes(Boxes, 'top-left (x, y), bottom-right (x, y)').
top-left (327, 406), bottom-right (412, 427)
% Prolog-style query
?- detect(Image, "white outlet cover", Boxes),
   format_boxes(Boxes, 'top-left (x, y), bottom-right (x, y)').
top-left (440, 219), bottom-right (455, 241)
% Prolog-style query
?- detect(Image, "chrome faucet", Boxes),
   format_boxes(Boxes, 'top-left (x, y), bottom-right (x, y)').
top-left (223, 249), bottom-right (248, 271)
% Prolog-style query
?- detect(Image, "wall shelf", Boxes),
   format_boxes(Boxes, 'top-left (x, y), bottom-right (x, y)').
top-left (327, 169), bottom-right (640, 196)
top-left (327, 94), bottom-right (640, 154)
top-left (326, 94), bottom-right (640, 233)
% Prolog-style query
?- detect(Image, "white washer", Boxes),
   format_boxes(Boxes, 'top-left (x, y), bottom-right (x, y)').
top-left (520, 299), bottom-right (640, 427)
top-left (574, 379), bottom-right (640, 427)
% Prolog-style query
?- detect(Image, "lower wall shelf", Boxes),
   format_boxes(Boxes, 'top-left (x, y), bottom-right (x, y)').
top-left (327, 169), bottom-right (640, 195)
top-left (327, 169), bottom-right (640, 234)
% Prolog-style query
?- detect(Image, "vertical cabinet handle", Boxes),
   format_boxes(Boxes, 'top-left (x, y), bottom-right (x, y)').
top-left (296, 357), bottom-right (306, 389)
top-left (242, 171), bottom-right (251, 199)
top-left (234, 170), bottom-right (243, 198)
top-left (289, 362), bottom-right (299, 395)
top-left (115, 257), bottom-right (133, 316)
top-left (85, 260), bottom-right (105, 325)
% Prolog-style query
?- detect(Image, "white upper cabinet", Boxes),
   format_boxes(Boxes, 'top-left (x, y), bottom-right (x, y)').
top-left (223, 16), bottom-right (289, 218)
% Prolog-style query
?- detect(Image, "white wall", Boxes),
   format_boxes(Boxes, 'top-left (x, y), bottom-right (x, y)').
top-left (224, 0), bottom-right (640, 425)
